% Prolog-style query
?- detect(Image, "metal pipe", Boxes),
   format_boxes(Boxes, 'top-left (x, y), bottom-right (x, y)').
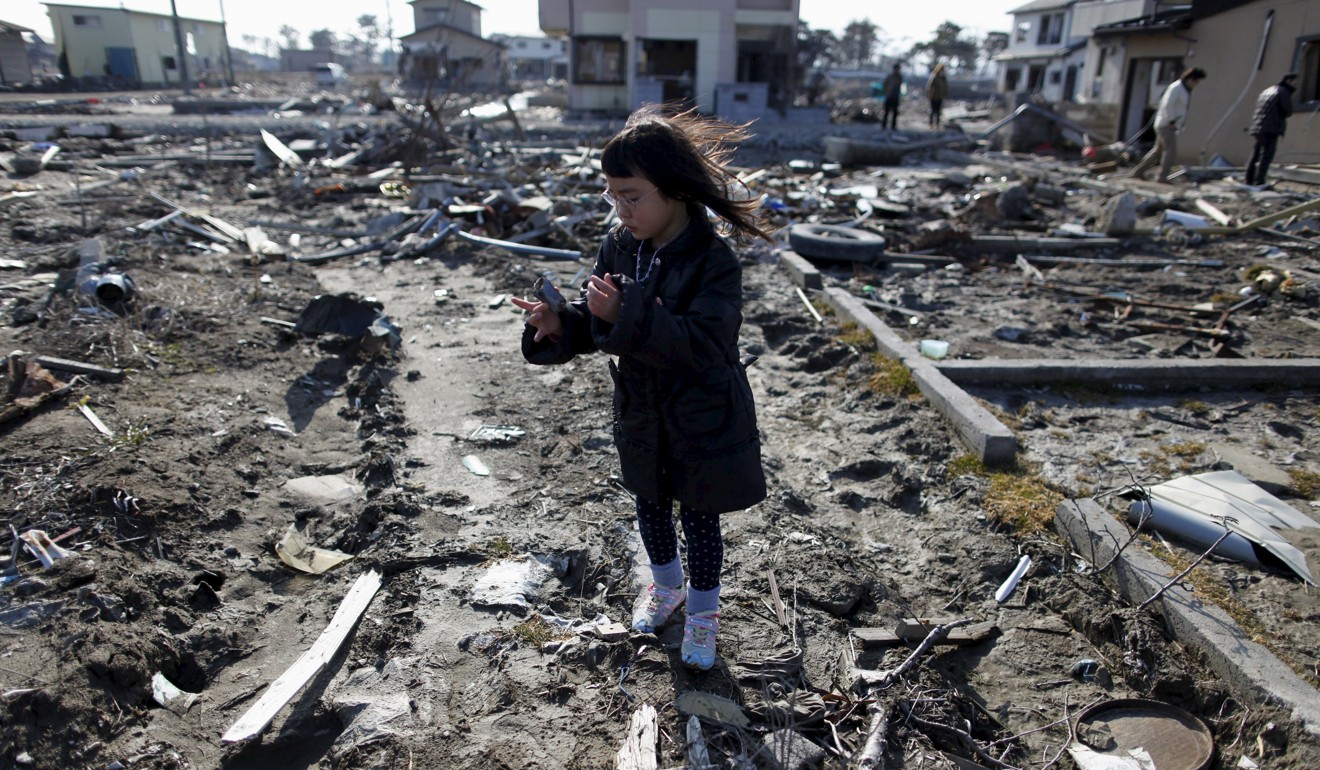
top-left (452, 228), bottom-right (584, 261)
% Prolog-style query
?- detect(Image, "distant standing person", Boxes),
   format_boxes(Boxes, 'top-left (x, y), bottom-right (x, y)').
top-left (1245, 72), bottom-right (1297, 187)
top-left (1129, 67), bottom-right (1207, 183)
top-left (927, 63), bottom-right (949, 128)
top-left (882, 64), bottom-right (903, 130)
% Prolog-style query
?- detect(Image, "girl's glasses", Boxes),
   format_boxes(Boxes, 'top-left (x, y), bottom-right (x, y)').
top-left (601, 186), bottom-right (658, 211)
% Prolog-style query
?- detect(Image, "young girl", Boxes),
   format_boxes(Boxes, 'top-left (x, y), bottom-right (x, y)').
top-left (511, 105), bottom-right (772, 670)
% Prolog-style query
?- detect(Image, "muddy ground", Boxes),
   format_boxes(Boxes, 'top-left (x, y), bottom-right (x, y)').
top-left (1, 100), bottom-right (1319, 770)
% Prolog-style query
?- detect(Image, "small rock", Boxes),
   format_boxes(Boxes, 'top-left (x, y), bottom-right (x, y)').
top-left (762, 729), bottom-right (826, 770)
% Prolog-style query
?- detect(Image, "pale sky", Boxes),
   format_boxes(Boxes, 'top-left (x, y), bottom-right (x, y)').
top-left (6, 1), bottom-right (1015, 53)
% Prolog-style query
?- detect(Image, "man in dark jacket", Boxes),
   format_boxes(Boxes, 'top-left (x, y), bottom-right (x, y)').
top-left (1245, 73), bottom-right (1297, 187)
top-left (882, 64), bottom-right (903, 130)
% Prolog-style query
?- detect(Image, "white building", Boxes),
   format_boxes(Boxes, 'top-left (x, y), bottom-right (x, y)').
top-left (496, 34), bottom-right (567, 81)
top-left (44, 2), bottom-right (229, 87)
top-left (994, 0), bottom-right (1086, 102)
top-left (538, 0), bottom-right (799, 119)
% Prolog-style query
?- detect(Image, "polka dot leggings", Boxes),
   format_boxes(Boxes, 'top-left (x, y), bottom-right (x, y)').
top-left (635, 495), bottom-right (723, 592)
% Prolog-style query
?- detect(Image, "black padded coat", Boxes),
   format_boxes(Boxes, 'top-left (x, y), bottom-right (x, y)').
top-left (1249, 82), bottom-right (1294, 137)
top-left (521, 207), bottom-right (767, 514)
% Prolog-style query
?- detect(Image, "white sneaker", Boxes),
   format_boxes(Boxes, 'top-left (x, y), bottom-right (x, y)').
top-left (631, 583), bottom-right (685, 633)
top-left (681, 611), bottom-right (719, 670)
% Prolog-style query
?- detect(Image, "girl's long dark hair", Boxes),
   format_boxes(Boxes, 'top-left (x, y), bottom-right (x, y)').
top-left (600, 103), bottom-right (774, 245)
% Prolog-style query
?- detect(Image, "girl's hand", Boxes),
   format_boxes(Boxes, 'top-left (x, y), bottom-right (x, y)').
top-left (511, 296), bottom-right (563, 342)
top-left (586, 273), bottom-right (622, 323)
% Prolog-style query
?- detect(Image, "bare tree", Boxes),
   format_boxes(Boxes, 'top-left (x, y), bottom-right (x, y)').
top-left (840, 20), bottom-right (879, 69)
top-left (981, 31), bottom-right (1010, 75)
top-left (357, 15), bottom-right (382, 66)
top-left (309, 29), bottom-right (338, 54)
top-left (278, 25), bottom-right (300, 51)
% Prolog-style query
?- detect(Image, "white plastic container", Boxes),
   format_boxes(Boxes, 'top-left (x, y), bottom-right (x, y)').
top-left (919, 339), bottom-right (949, 359)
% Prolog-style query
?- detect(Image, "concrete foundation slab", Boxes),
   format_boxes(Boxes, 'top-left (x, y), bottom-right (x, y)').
top-left (822, 287), bottom-right (1017, 466)
top-left (936, 358), bottom-right (1320, 388)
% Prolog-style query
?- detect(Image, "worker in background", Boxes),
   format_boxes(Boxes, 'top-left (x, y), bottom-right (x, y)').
top-left (927, 63), bottom-right (948, 128)
top-left (882, 64), bottom-right (903, 131)
top-left (1245, 72), bottom-right (1297, 187)
top-left (1129, 67), bottom-right (1207, 183)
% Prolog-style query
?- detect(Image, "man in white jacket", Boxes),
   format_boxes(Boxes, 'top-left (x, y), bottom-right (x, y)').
top-left (1130, 67), bottom-right (1207, 183)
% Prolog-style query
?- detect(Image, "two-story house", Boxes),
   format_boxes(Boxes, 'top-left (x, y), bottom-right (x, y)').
top-left (994, 0), bottom-right (1087, 102)
top-left (537, 0), bottom-right (799, 120)
top-left (399, 0), bottom-right (505, 91)
top-left (44, 2), bottom-right (228, 87)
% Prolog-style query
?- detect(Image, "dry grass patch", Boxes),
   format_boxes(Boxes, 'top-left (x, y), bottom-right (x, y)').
top-left (1289, 467), bottom-right (1320, 499)
top-left (984, 470), bottom-right (1065, 535)
top-left (837, 321), bottom-right (877, 352)
top-left (867, 352), bottom-right (918, 399)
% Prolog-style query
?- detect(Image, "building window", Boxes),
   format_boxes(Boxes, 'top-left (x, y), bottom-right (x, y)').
top-left (1091, 45), bottom-right (1108, 99)
top-left (1027, 64), bottom-right (1046, 92)
top-left (423, 8), bottom-right (450, 27)
top-left (162, 56), bottom-right (177, 70)
top-left (573, 37), bottom-right (625, 84)
top-left (1037, 13), bottom-right (1064, 46)
top-left (1015, 21), bottom-right (1030, 44)
top-left (1294, 35), bottom-right (1320, 106)
top-left (72, 14), bottom-right (102, 28)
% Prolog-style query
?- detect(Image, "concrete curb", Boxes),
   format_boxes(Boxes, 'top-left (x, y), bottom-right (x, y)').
top-left (776, 250), bottom-right (822, 290)
top-left (775, 250), bottom-right (1016, 466)
top-left (820, 286), bottom-right (1018, 466)
top-left (938, 358), bottom-right (1320, 388)
top-left (1055, 498), bottom-right (1320, 738)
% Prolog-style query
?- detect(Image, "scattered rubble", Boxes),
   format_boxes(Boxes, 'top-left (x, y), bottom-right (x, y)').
top-left (1, 84), bottom-right (1318, 770)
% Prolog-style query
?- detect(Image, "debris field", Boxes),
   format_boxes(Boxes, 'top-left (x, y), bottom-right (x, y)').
top-left (1, 87), bottom-right (1319, 770)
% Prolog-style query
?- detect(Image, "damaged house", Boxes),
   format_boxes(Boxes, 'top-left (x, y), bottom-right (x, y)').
top-left (0, 19), bottom-right (33, 87)
top-left (995, 0), bottom-right (1086, 103)
top-left (1080, 0), bottom-right (1320, 167)
top-left (43, 2), bottom-right (228, 88)
top-left (399, 0), bottom-right (506, 91)
top-left (537, 0), bottom-right (798, 120)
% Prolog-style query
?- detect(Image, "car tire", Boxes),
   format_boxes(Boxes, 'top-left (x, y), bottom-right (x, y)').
top-left (787, 224), bottom-right (886, 262)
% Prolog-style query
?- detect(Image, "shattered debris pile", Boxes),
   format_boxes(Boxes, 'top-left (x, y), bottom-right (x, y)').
top-left (1, 91), bottom-right (1319, 770)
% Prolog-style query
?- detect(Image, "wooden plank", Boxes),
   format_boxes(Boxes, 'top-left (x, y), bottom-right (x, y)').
top-left (685, 715), bottom-right (713, 770)
top-left (1194, 199), bottom-right (1232, 226)
top-left (261, 129), bottom-right (304, 167)
top-left (853, 619), bottom-right (998, 647)
top-left (77, 403), bottom-right (112, 437)
top-left (221, 569), bottom-right (382, 743)
top-left (615, 703), bottom-right (658, 770)
top-left (33, 356), bottom-right (125, 382)
top-left (1235, 198), bottom-right (1320, 232)
top-left (1271, 167), bottom-right (1320, 186)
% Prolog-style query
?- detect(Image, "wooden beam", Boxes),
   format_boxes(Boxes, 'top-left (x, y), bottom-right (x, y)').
top-left (34, 356), bottom-right (124, 382)
top-left (615, 703), bottom-right (658, 770)
top-left (853, 619), bottom-right (998, 647)
top-left (221, 569), bottom-right (382, 743)
top-left (1235, 198), bottom-right (1320, 232)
